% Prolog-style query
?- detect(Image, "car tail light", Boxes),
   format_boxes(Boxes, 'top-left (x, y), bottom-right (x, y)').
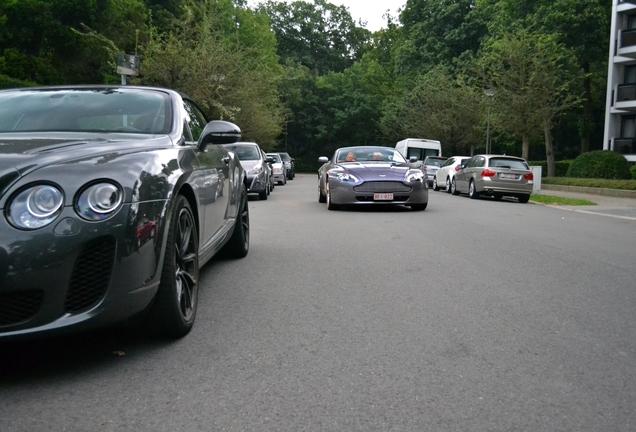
top-left (481, 169), bottom-right (496, 177)
top-left (523, 172), bottom-right (534, 180)
top-left (455, 166), bottom-right (462, 172)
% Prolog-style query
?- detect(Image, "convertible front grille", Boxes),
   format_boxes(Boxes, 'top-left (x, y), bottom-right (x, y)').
top-left (353, 182), bottom-right (412, 193)
top-left (0, 290), bottom-right (43, 327)
top-left (64, 237), bottom-right (116, 313)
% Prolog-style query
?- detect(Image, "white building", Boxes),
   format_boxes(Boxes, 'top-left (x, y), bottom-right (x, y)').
top-left (604, 0), bottom-right (636, 162)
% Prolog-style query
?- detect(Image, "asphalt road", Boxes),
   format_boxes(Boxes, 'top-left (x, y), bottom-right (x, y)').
top-left (1, 174), bottom-right (635, 431)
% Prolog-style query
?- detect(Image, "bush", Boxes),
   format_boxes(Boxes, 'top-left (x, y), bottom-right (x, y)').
top-left (528, 160), bottom-right (573, 177)
top-left (631, 164), bottom-right (636, 180)
top-left (0, 74), bottom-right (36, 89)
top-left (566, 151), bottom-right (632, 180)
top-left (543, 177), bottom-right (636, 190)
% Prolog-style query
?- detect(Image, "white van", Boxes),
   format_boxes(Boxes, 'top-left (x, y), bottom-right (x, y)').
top-left (395, 138), bottom-right (442, 161)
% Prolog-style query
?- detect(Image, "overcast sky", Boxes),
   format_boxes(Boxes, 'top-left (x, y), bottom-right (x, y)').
top-left (248, 0), bottom-right (404, 33)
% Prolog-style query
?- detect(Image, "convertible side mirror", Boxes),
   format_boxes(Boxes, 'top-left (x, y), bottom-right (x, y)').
top-left (409, 156), bottom-right (418, 163)
top-left (198, 120), bottom-right (241, 150)
top-left (318, 156), bottom-right (329, 163)
top-left (266, 156), bottom-right (274, 163)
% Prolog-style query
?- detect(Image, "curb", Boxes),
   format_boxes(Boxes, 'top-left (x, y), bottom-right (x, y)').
top-left (541, 184), bottom-right (636, 199)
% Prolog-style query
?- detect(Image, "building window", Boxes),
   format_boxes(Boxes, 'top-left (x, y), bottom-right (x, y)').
top-left (621, 116), bottom-right (636, 138)
top-left (626, 65), bottom-right (636, 84)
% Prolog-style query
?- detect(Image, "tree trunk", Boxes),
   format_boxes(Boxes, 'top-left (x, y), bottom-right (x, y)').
top-left (521, 133), bottom-right (530, 161)
top-left (544, 116), bottom-right (555, 177)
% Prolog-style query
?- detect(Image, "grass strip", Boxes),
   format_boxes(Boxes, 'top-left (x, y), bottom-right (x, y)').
top-left (530, 195), bottom-right (596, 206)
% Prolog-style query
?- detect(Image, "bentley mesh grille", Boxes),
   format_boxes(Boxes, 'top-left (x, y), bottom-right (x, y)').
top-left (64, 237), bottom-right (116, 313)
top-left (0, 291), bottom-right (44, 327)
top-left (353, 182), bottom-right (412, 193)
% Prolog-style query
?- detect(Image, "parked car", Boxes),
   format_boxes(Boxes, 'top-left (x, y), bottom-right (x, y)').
top-left (422, 156), bottom-right (447, 187)
top-left (279, 152), bottom-right (295, 179)
top-left (223, 142), bottom-right (270, 200)
top-left (451, 154), bottom-right (534, 203)
top-left (267, 152), bottom-right (287, 185)
top-left (261, 149), bottom-right (274, 195)
top-left (317, 146), bottom-right (428, 211)
top-left (433, 156), bottom-right (470, 192)
top-left (0, 85), bottom-right (249, 340)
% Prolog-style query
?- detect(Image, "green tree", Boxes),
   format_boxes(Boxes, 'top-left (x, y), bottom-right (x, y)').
top-left (0, 0), bottom-right (148, 85)
top-left (381, 66), bottom-right (484, 155)
top-left (480, 0), bottom-right (610, 154)
top-left (138, 0), bottom-right (284, 146)
top-left (394, 0), bottom-right (489, 75)
top-left (257, 0), bottom-right (371, 75)
top-left (477, 30), bottom-right (582, 174)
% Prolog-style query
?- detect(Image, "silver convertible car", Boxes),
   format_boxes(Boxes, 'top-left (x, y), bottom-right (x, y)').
top-left (318, 146), bottom-right (429, 211)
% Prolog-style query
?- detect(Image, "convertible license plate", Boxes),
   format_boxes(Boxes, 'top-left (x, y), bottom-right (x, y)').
top-left (374, 193), bottom-right (393, 200)
top-left (499, 173), bottom-right (519, 179)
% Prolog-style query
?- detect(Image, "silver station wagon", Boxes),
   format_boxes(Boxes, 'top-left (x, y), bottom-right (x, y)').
top-left (451, 154), bottom-right (534, 203)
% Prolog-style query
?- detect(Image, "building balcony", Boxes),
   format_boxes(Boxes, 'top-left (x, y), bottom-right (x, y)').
top-left (618, 0), bottom-right (636, 12)
top-left (621, 29), bottom-right (636, 48)
top-left (614, 84), bottom-right (636, 110)
top-left (619, 30), bottom-right (636, 58)
top-left (613, 137), bottom-right (636, 154)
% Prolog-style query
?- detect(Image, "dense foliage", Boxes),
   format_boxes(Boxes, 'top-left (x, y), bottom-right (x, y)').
top-left (566, 151), bottom-right (632, 180)
top-left (0, 0), bottom-right (617, 169)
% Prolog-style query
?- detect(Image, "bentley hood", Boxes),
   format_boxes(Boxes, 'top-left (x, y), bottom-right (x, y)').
top-left (0, 134), bottom-right (171, 199)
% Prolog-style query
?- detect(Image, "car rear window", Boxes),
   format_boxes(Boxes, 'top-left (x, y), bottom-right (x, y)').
top-left (224, 144), bottom-right (260, 161)
top-left (488, 158), bottom-right (529, 170)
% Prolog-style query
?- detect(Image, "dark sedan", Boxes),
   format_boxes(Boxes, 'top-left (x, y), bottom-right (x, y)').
top-left (317, 146), bottom-right (429, 211)
top-left (0, 85), bottom-right (250, 340)
top-left (222, 142), bottom-right (271, 200)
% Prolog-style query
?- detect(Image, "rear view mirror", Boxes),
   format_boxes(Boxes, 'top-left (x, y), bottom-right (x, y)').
top-left (199, 120), bottom-right (241, 150)
top-left (266, 156), bottom-right (274, 163)
top-left (409, 156), bottom-right (418, 163)
top-left (318, 156), bottom-right (329, 163)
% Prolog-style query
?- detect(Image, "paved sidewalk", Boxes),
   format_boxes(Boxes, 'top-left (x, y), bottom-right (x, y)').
top-left (534, 187), bottom-right (636, 221)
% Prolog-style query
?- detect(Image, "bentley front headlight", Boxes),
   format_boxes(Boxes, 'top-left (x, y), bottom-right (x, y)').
top-left (76, 182), bottom-right (123, 221)
top-left (7, 184), bottom-right (65, 229)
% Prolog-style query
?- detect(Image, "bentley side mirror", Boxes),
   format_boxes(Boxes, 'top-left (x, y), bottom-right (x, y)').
top-left (199, 120), bottom-right (241, 151)
top-left (318, 156), bottom-right (329, 163)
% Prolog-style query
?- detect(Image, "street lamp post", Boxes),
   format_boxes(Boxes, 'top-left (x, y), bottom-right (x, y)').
top-left (484, 89), bottom-right (495, 154)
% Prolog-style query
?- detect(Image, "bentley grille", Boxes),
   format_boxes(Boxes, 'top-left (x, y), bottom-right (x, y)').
top-left (65, 237), bottom-right (116, 313)
top-left (0, 290), bottom-right (44, 328)
top-left (353, 182), bottom-right (412, 193)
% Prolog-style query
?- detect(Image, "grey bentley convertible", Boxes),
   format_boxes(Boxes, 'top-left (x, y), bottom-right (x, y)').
top-left (0, 85), bottom-right (249, 340)
top-left (317, 146), bottom-right (429, 211)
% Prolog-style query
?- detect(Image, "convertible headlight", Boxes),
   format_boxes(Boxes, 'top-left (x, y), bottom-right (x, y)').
top-left (7, 184), bottom-right (65, 229)
top-left (330, 172), bottom-right (359, 182)
top-left (76, 182), bottom-right (123, 221)
top-left (406, 171), bottom-right (425, 182)
top-left (248, 166), bottom-right (263, 175)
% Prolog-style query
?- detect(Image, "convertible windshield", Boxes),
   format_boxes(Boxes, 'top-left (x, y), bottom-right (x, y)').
top-left (0, 88), bottom-right (171, 134)
top-left (336, 147), bottom-right (406, 163)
